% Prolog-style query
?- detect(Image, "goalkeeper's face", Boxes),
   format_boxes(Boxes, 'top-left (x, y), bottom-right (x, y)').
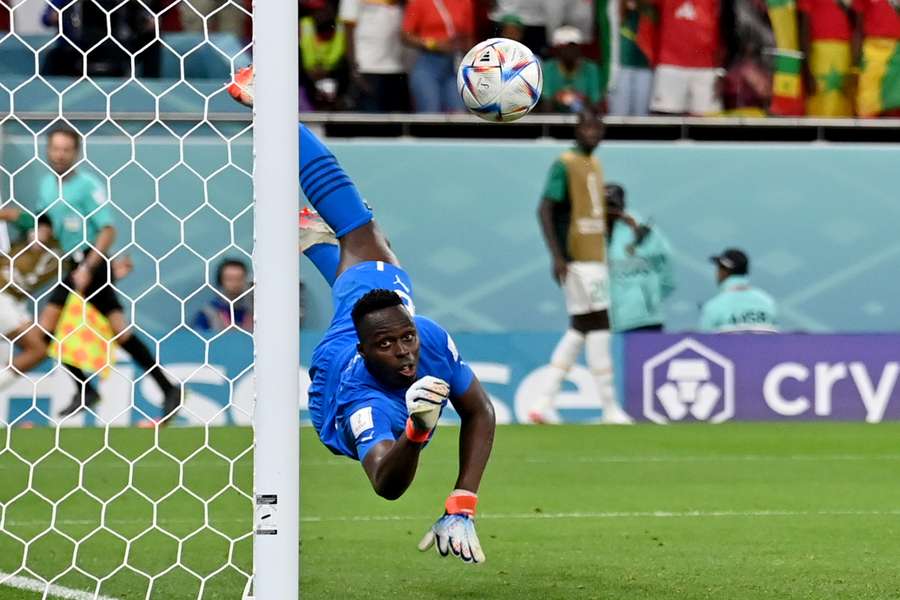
top-left (356, 306), bottom-right (420, 389)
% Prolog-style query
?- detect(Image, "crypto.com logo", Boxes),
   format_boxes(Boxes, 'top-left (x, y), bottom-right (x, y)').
top-left (643, 338), bottom-right (735, 424)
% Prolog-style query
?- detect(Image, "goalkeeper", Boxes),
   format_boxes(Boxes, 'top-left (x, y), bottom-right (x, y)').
top-left (299, 124), bottom-right (495, 564)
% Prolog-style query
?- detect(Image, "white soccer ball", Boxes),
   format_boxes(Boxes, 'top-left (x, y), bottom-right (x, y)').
top-left (457, 38), bottom-right (542, 123)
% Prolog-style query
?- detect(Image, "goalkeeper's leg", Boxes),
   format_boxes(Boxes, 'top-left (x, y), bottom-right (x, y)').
top-left (300, 124), bottom-right (397, 275)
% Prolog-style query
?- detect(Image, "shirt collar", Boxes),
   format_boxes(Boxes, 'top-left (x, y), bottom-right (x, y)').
top-left (720, 275), bottom-right (749, 291)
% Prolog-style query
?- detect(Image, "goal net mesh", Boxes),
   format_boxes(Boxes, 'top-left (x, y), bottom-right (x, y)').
top-left (0, 1), bottom-right (257, 597)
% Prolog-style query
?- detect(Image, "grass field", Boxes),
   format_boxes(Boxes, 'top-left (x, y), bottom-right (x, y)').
top-left (2, 423), bottom-right (900, 599)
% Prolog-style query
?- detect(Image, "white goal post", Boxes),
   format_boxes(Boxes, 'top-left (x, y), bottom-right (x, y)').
top-left (251, 2), bottom-right (300, 599)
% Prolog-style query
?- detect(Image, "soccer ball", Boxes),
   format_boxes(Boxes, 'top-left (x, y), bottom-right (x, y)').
top-left (457, 38), bottom-right (542, 123)
top-left (228, 65), bottom-right (254, 107)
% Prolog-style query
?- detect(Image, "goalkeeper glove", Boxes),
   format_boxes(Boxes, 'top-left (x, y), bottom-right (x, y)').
top-left (417, 490), bottom-right (485, 564)
top-left (404, 376), bottom-right (449, 442)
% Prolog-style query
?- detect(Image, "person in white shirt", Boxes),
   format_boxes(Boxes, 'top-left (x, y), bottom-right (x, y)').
top-left (339, 0), bottom-right (410, 112)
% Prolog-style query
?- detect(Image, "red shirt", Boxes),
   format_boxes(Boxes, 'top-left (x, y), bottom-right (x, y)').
top-left (403, 0), bottom-right (474, 43)
top-left (656, 0), bottom-right (721, 68)
top-left (853, 0), bottom-right (900, 38)
top-left (797, 0), bottom-right (853, 41)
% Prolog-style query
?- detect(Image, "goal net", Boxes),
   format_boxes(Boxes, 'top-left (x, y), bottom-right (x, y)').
top-left (0, 1), bottom-right (298, 598)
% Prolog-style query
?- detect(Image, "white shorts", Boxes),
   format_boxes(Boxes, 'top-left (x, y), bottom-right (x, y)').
top-left (0, 291), bottom-right (30, 336)
top-left (563, 261), bottom-right (610, 316)
top-left (650, 65), bottom-right (722, 115)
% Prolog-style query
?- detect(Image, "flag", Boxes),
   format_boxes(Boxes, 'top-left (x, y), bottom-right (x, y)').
top-left (767, 0), bottom-right (806, 116)
top-left (48, 295), bottom-right (116, 378)
top-left (636, 5), bottom-right (659, 66)
top-left (857, 37), bottom-right (900, 117)
top-left (596, 0), bottom-right (616, 97)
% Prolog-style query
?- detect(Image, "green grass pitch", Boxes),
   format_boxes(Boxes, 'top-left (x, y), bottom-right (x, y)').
top-left (2, 423), bottom-right (899, 599)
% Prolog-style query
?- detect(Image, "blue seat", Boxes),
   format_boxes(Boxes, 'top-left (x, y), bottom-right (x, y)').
top-left (0, 34), bottom-right (55, 77)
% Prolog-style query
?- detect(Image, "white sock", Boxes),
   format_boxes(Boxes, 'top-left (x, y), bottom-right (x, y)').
top-left (533, 329), bottom-right (584, 413)
top-left (0, 369), bottom-right (18, 393)
top-left (585, 329), bottom-right (622, 416)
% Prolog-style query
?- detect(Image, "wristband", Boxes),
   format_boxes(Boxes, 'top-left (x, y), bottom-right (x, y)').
top-left (405, 418), bottom-right (431, 443)
top-left (445, 490), bottom-right (478, 516)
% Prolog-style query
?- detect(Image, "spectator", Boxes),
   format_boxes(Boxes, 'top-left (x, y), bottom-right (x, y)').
top-left (180, 0), bottom-right (249, 36)
top-left (41, 0), bottom-right (160, 77)
top-left (339, 0), bottom-right (409, 112)
top-left (648, 0), bottom-right (736, 115)
top-left (489, 0), bottom-right (548, 56)
top-left (608, 1), bottom-right (655, 116)
top-left (402, 0), bottom-right (474, 113)
top-left (605, 184), bottom-right (675, 332)
top-left (193, 258), bottom-right (254, 335)
top-left (545, 0), bottom-right (594, 44)
top-left (300, 1), bottom-right (349, 110)
top-left (541, 26), bottom-right (602, 113)
top-left (852, 0), bottom-right (900, 118)
top-left (798, 0), bottom-right (855, 117)
top-left (532, 110), bottom-right (632, 425)
top-left (721, 0), bottom-right (772, 114)
top-left (700, 248), bottom-right (777, 333)
top-left (498, 13), bottom-right (526, 43)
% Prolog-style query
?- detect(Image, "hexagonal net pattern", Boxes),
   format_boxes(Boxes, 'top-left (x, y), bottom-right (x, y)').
top-left (0, 2), bottom-right (258, 599)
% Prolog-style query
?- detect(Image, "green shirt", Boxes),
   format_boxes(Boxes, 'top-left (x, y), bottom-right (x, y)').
top-left (699, 275), bottom-right (778, 333)
top-left (38, 170), bottom-right (114, 255)
top-left (619, 10), bottom-right (650, 69)
top-left (542, 59), bottom-right (602, 112)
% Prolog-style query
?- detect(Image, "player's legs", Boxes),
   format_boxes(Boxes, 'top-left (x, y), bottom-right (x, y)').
top-left (528, 327), bottom-right (584, 424)
top-left (577, 311), bottom-right (631, 424)
top-left (299, 124), bottom-right (398, 278)
top-left (106, 309), bottom-right (182, 420)
top-left (0, 306), bottom-right (48, 393)
top-left (531, 262), bottom-right (630, 424)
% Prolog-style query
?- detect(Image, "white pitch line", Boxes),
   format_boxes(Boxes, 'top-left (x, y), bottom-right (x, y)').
top-left (299, 508), bottom-right (900, 523)
top-left (298, 453), bottom-right (900, 467)
top-left (0, 571), bottom-right (120, 600)
top-left (523, 453), bottom-right (900, 464)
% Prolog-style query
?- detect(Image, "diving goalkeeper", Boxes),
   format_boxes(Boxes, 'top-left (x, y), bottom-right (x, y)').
top-left (298, 124), bottom-right (496, 564)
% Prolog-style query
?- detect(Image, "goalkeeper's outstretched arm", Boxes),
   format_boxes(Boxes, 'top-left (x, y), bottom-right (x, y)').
top-left (450, 377), bottom-right (495, 494)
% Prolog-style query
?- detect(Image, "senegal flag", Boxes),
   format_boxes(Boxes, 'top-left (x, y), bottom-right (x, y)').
top-left (596, 0), bottom-right (617, 97)
top-left (767, 0), bottom-right (806, 116)
top-left (48, 295), bottom-right (116, 378)
top-left (857, 37), bottom-right (900, 117)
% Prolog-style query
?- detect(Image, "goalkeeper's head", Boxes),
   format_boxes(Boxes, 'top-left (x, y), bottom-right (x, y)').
top-left (352, 289), bottom-right (420, 388)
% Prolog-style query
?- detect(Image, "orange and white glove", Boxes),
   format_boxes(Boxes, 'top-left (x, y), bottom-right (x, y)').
top-left (404, 376), bottom-right (448, 443)
top-left (417, 490), bottom-right (485, 564)
top-left (227, 65), bottom-right (254, 107)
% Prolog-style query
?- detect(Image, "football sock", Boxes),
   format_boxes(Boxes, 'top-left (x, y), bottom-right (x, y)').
top-left (120, 336), bottom-right (175, 394)
top-left (585, 329), bottom-right (621, 416)
top-left (64, 364), bottom-right (99, 397)
top-left (304, 242), bottom-right (340, 286)
top-left (532, 329), bottom-right (584, 413)
top-left (299, 124), bottom-right (373, 237)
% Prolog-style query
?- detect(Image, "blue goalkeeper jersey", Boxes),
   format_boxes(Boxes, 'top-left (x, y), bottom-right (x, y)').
top-left (307, 261), bottom-right (475, 462)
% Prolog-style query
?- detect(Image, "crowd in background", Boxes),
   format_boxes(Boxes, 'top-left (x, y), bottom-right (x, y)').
top-left (0, 0), bottom-right (251, 77)
top-left (300, 0), bottom-right (900, 118)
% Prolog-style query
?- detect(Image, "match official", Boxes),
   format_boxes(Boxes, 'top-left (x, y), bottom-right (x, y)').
top-left (700, 248), bottom-right (777, 333)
